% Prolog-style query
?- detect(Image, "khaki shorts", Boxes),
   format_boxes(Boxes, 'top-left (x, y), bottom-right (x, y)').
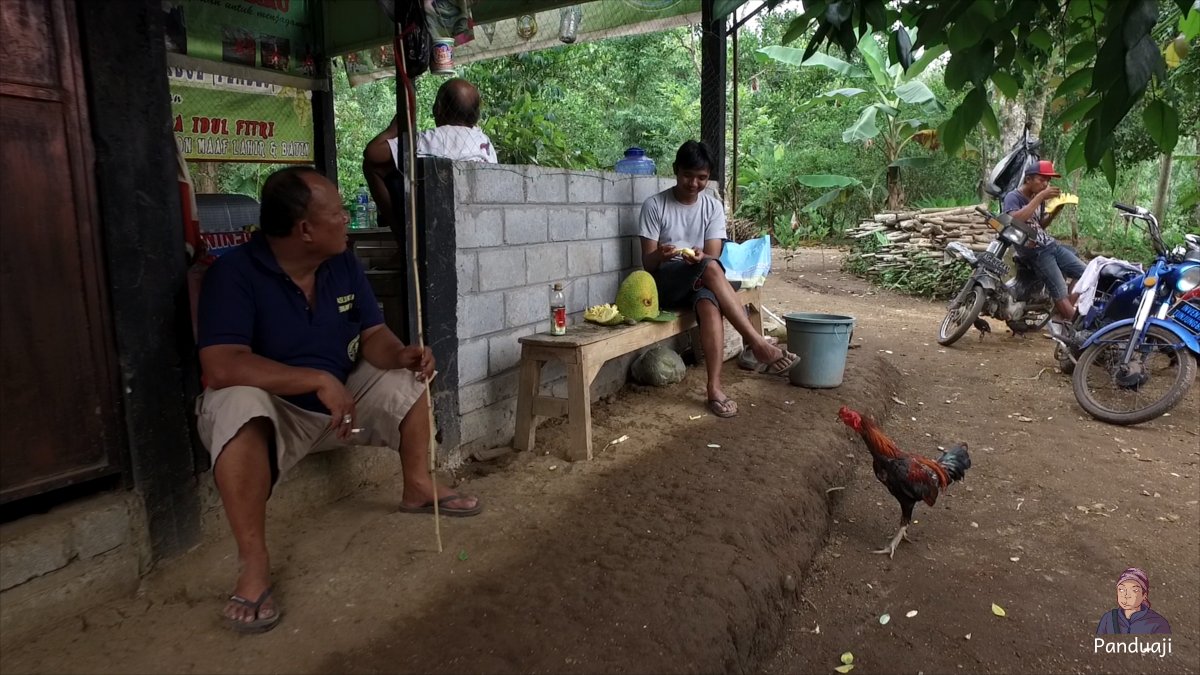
top-left (196, 362), bottom-right (425, 479)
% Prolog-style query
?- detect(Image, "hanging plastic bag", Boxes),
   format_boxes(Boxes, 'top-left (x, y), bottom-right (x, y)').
top-left (720, 234), bottom-right (772, 289)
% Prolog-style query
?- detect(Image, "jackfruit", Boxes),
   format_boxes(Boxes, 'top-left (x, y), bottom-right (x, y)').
top-left (630, 346), bottom-right (685, 386)
top-left (677, 247), bottom-right (696, 258)
top-left (615, 270), bottom-right (661, 321)
top-left (1045, 193), bottom-right (1079, 212)
top-left (584, 303), bottom-right (626, 325)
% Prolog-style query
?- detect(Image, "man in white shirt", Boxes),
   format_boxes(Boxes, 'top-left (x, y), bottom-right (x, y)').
top-left (363, 78), bottom-right (497, 232)
top-left (638, 141), bottom-right (799, 419)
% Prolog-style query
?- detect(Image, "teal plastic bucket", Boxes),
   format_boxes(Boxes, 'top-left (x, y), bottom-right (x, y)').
top-left (784, 312), bottom-right (856, 388)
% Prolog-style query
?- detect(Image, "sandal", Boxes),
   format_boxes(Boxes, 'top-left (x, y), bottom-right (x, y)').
top-left (756, 349), bottom-right (800, 377)
top-left (707, 397), bottom-right (738, 418)
top-left (398, 494), bottom-right (483, 517)
top-left (737, 337), bottom-right (781, 371)
top-left (224, 586), bottom-right (281, 634)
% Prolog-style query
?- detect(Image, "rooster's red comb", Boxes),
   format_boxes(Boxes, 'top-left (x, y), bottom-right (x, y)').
top-left (837, 406), bottom-right (862, 429)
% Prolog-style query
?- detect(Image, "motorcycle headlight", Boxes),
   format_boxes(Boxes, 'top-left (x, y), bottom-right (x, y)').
top-left (1178, 265), bottom-right (1200, 293)
top-left (1001, 225), bottom-right (1026, 245)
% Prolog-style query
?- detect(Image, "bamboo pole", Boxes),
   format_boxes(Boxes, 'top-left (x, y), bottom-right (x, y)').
top-left (395, 32), bottom-right (442, 553)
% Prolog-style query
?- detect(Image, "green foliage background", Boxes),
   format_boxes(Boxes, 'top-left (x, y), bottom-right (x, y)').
top-left (191, 11), bottom-right (1197, 296)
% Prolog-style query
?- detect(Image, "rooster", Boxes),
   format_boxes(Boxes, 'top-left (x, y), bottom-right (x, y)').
top-left (837, 406), bottom-right (972, 558)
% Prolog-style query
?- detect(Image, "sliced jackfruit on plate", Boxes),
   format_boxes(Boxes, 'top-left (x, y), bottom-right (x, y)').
top-left (584, 303), bottom-right (629, 326)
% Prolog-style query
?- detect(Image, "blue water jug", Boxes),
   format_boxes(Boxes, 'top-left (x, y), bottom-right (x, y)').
top-left (614, 147), bottom-right (656, 175)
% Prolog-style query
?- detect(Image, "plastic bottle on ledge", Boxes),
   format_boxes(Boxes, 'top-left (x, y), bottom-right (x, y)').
top-left (354, 185), bottom-right (369, 229)
top-left (549, 282), bottom-right (566, 336)
top-left (366, 195), bottom-right (377, 229)
top-left (614, 147), bottom-right (656, 175)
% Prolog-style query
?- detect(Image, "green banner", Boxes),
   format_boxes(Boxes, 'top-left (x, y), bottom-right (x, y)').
top-left (164, 0), bottom-right (318, 79)
top-left (169, 69), bottom-right (314, 163)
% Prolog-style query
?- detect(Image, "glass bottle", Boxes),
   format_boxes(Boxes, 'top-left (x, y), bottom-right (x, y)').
top-left (549, 282), bottom-right (566, 336)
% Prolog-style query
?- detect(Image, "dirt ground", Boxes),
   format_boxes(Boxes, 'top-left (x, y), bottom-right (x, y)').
top-left (2, 248), bottom-right (1197, 675)
top-left (761, 249), bottom-right (1199, 675)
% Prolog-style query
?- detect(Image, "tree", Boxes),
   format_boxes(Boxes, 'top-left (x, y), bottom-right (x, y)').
top-left (759, 31), bottom-right (945, 208)
top-left (782, 0), bottom-right (1199, 189)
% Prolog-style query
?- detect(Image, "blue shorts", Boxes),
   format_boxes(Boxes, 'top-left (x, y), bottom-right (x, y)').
top-left (652, 258), bottom-right (726, 312)
top-left (1019, 242), bottom-right (1086, 301)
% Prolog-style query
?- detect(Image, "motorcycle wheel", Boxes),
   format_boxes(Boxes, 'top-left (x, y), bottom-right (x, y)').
top-left (937, 285), bottom-right (986, 347)
top-left (1072, 324), bottom-right (1197, 425)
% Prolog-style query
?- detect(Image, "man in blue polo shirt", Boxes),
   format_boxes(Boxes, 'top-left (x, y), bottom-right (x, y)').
top-left (196, 166), bottom-right (481, 634)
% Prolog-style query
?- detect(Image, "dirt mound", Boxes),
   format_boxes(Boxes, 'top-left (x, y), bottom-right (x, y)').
top-left (325, 355), bottom-right (900, 674)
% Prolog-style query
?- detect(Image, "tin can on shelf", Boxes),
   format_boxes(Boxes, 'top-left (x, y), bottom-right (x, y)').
top-left (431, 38), bottom-right (455, 75)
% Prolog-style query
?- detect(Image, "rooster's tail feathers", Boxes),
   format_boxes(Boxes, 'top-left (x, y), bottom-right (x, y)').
top-left (937, 443), bottom-right (971, 483)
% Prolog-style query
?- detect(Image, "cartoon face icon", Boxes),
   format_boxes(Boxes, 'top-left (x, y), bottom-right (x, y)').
top-left (1096, 567), bottom-right (1172, 635)
top-left (1117, 579), bottom-right (1146, 613)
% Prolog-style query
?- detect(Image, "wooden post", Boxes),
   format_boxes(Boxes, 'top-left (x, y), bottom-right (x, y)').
top-left (77, 0), bottom-right (201, 559)
top-left (700, 0), bottom-right (726, 186)
top-left (730, 17), bottom-right (739, 212)
top-left (312, 81), bottom-right (337, 187)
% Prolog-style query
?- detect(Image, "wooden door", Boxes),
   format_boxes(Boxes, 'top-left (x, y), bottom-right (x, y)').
top-left (0, 0), bottom-right (123, 503)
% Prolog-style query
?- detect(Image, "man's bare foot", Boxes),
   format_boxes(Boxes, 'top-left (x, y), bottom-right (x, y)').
top-left (748, 338), bottom-right (799, 376)
top-left (749, 339), bottom-right (784, 365)
top-left (225, 557), bottom-right (277, 626)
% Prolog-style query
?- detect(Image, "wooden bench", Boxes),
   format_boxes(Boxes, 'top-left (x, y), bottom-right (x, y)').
top-left (513, 286), bottom-right (763, 461)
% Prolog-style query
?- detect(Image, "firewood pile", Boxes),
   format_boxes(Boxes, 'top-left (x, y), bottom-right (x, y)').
top-left (844, 203), bottom-right (995, 274)
top-left (726, 217), bottom-right (759, 243)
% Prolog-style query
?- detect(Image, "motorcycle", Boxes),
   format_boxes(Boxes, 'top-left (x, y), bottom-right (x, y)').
top-left (1071, 202), bottom-right (1200, 425)
top-left (937, 207), bottom-right (1053, 346)
top-left (1050, 261), bottom-right (1142, 374)
top-left (1049, 211), bottom-right (1157, 374)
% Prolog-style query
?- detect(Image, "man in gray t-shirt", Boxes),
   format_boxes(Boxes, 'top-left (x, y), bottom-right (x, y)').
top-left (637, 140), bottom-right (799, 419)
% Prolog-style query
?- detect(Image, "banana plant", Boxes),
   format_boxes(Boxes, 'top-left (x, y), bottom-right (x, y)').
top-left (736, 144), bottom-right (863, 218)
top-left (759, 30), bottom-right (948, 209)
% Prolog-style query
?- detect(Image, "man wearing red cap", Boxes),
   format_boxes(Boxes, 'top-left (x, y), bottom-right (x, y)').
top-left (1001, 160), bottom-right (1086, 326)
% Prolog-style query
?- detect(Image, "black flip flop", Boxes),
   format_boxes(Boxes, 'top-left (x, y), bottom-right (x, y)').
top-left (224, 585), bottom-right (281, 634)
top-left (707, 397), bottom-right (738, 418)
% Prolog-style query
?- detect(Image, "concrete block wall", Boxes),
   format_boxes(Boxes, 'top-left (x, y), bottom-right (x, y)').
top-left (449, 164), bottom-right (679, 454)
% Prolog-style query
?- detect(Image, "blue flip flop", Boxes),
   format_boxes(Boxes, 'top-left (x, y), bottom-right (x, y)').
top-left (224, 585), bottom-right (281, 634)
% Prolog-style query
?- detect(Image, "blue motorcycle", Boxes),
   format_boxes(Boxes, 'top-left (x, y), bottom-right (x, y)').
top-left (1071, 203), bottom-right (1200, 425)
top-left (1050, 201), bottom-right (1183, 374)
top-left (1051, 255), bottom-right (1143, 375)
